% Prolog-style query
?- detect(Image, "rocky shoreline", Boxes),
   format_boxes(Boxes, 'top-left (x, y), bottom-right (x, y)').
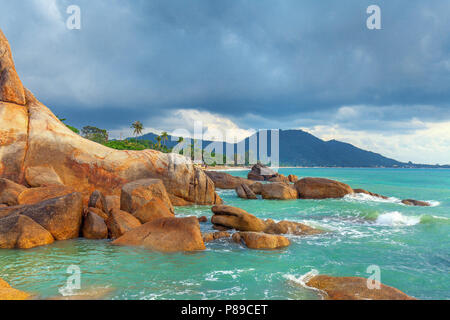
top-left (0, 28), bottom-right (425, 300)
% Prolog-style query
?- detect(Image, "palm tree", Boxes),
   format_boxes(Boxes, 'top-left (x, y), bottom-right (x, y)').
top-left (161, 132), bottom-right (169, 146)
top-left (155, 136), bottom-right (162, 149)
top-left (131, 121), bottom-right (144, 138)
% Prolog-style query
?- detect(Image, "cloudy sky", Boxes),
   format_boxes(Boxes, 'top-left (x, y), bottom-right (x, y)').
top-left (1, 0), bottom-right (449, 164)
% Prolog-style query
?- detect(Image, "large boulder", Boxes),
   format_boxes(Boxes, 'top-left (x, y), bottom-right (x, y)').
top-left (261, 182), bottom-right (298, 200)
top-left (106, 208), bottom-right (141, 239)
top-left (0, 278), bottom-right (30, 300)
top-left (0, 178), bottom-right (27, 205)
top-left (132, 198), bottom-right (174, 224)
top-left (88, 190), bottom-right (108, 212)
top-left (235, 184), bottom-right (257, 199)
top-left (105, 195), bottom-right (120, 213)
top-left (305, 275), bottom-right (415, 300)
top-left (264, 220), bottom-right (324, 236)
top-left (232, 232), bottom-right (290, 249)
top-left (17, 185), bottom-right (76, 205)
top-left (205, 171), bottom-right (255, 189)
top-left (401, 199), bottom-right (430, 207)
top-left (112, 216), bottom-right (205, 252)
top-left (211, 205), bottom-right (266, 232)
top-left (120, 179), bottom-right (174, 215)
top-left (267, 174), bottom-right (290, 183)
top-left (247, 164), bottom-right (278, 181)
top-left (24, 166), bottom-right (63, 187)
top-left (0, 29), bottom-right (220, 206)
top-left (294, 178), bottom-right (354, 199)
top-left (0, 214), bottom-right (54, 249)
top-left (82, 211), bottom-right (108, 239)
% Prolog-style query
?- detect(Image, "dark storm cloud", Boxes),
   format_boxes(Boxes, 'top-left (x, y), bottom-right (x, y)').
top-left (1, 0), bottom-right (450, 131)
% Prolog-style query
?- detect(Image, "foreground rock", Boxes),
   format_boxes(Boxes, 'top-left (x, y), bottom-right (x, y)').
top-left (0, 192), bottom-right (83, 241)
top-left (17, 185), bottom-right (76, 205)
top-left (106, 208), bottom-right (141, 239)
top-left (88, 190), bottom-right (108, 212)
top-left (232, 232), bottom-right (290, 249)
top-left (112, 216), bottom-right (205, 252)
top-left (401, 199), bottom-right (430, 207)
top-left (264, 220), bottom-right (324, 236)
top-left (0, 214), bottom-right (54, 249)
top-left (295, 178), bottom-right (354, 199)
top-left (261, 183), bottom-right (298, 200)
top-left (235, 184), bottom-right (257, 199)
top-left (0, 178), bottom-right (26, 206)
top-left (305, 275), bottom-right (415, 300)
top-left (205, 171), bottom-right (255, 189)
top-left (24, 166), bottom-right (63, 187)
top-left (353, 189), bottom-right (388, 200)
top-left (211, 205), bottom-right (266, 232)
top-left (105, 195), bottom-right (120, 213)
top-left (203, 231), bottom-right (231, 242)
top-left (288, 174), bottom-right (299, 183)
top-left (0, 278), bottom-right (30, 300)
top-left (82, 211), bottom-right (108, 239)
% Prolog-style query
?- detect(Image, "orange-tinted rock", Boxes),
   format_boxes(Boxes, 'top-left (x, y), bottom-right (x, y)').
top-left (0, 178), bottom-right (27, 206)
top-left (0, 214), bottom-right (54, 249)
top-left (120, 179), bottom-right (174, 215)
top-left (249, 182), bottom-right (263, 195)
top-left (288, 174), bottom-right (299, 183)
top-left (106, 208), bottom-right (141, 239)
top-left (198, 216), bottom-right (208, 223)
top-left (235, 184), bottom-right (257, 199)
top-left (261, 182), bottom-right (298, 200)
top-left (202, 231), bottom-right (231, 242)
top-left (294, 177), bottom-right (354, 199)
top-left (353, 189), bottom-right (388, 200)
top-left (132, 198), bottom-right (175, 224)
top-left (82, 211), bottom-right (108, 239)
top-left (0, 278), bottom-right (30, 300)
top-left (205, 171), bottom-right (255, 189)
top-left (85, 207), bottom-right (108, 221)
top-left (264, 220), bottom-right (324, 236)
top-left (211, 205), bottom-right (266, 232)
top-left (267, 174), bottom-right (290, 183)
top-left (88, 190), bottom-right (107, 212)
top-left (17, 185), bottom-right (76, 205)
top-left (305, 275), bottom-right (416, 300)
top-left (105, 195), bottom-right (120, 213)
top-left (24, 166), bottom-right (63, 187)
top-left (112, 216), bottom-right (205, 252)
top-left (232, 232), bottom-right (290, 249)
top-left (401, 199), bottom-right (430, 207)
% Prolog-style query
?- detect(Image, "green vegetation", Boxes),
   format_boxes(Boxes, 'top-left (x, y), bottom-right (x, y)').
top-left (82, 126), bottom-right (109, 144)
top-left (131, 121), bottom-right (144, 137)
top-left (58, 117), bottom-right (80, 134)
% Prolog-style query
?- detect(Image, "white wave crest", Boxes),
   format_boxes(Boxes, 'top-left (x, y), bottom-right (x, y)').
top-left (283, 269), bottom-right (328, 299)
top-left (344, 193), bottom-right (401, 204)
top-left (375, 211), bottom-right (421, 226)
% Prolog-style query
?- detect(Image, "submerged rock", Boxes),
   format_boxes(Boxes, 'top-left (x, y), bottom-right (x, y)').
top-left (106, 208), bottom-right (141, 239)
top-left (232, 232), bottom-right (290, 249)
top-left (260, 182), bottom-right (298, 200)
top-left (264, 220), bottom-right (324, 236)
top-left (235, 184), bottom-right (257, 199)
top-left (211, 205), bottom-right (266, 232)
top-left (0, 178), bottom-right (27, 206)
top-left (203, 231), bottom-right (231, 242)
top-left (294, 177), bottom-right (354, 199)
top-left (305, 275), bottom-right (416, 300)
top-left (112, 216), bottom-right (205, 252)
top-left (197, 216), bottom-right (208, 223)
top-left (0, 278), bottom-right (30, 300)
top-left (401, 199), bottom-right (430, 207)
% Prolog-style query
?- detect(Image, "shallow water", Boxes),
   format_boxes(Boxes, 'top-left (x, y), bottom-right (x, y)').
top-left (1, 168), bottom-right (449, 300)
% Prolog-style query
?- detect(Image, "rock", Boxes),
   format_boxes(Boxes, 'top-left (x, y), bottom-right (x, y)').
top-left (0, 214), bottom-right (54, 249)
top-left (88, 190), bottom-right (108, 212)
top-left (288, 174), bottom-right (299, 183)
top-left (0, 278), bottom-right (30, 300)
top-left (213, 224), bottom-right (232, 231)
top-left (305, 275), bottom-right (416, 300)
top-left (235, 184), bottom-right (257, 199)
top-left (132, 198), bottom-right (175, 224)
top-left (197, 216), bottom-right (208, 223)
top-left (247, 163), bottom-right (278, 181)
top-left (294, 177), bottom-right (354, 199)
top-left (0, 29), bottom-right (219, 206)
top-left (211, 205), bottom-right (266, 232)
top-left (249, 182), bottom-right (263, 195)
top-left (112, 216), bottom-right (205, 252)
top-left (261, 182), bottom-right (298, 200)
top-left (202, 231), bottom-right (231, 242)
top-left (205, 171), bottom-right (255, 189)
top-left (19, 192), bottom-right (83, 240)
top-left (0, 204), bottom-right (6, 208)
top-left (106, 208), bottom-right (141, 239)
top-left (0, 178), bottom-right (27, 205)
top-left (17, 185), bottom-right (76, 205)
top-left (105, 195), bottom-right (120, 213)
top-left (267, 174), bottom-right (290, 183)
top-left (401, 199), bottom-right (430, 207)
top-left (353, 189), bottom-right (388, 200)
top-left (85, 207), bottom-right (108, 220)
top-left (232, 232), bottom-right (290, 249)
top-left (120, 179), bottom-right (174, 216)
top-left (24, 166), bottom-right (63, 187)
top-left (264, 220), bottom-right (324, 236)
top-left (82, 211), bottom-right (108, 239)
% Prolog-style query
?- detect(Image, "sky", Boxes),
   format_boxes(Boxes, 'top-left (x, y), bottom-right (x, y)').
top-left (0, 0), bottom-right (449, 164)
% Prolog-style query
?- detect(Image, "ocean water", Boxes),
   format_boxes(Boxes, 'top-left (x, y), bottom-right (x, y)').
top-left (1, 168), bottom-right (449, 300)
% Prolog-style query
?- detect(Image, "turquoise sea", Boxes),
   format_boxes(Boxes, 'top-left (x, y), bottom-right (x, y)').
top-left (1, 168), bottom-right (449, 300)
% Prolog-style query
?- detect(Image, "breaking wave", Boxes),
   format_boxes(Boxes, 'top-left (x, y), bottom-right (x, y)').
top-left (374, 211), bottom-right (449, 227)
